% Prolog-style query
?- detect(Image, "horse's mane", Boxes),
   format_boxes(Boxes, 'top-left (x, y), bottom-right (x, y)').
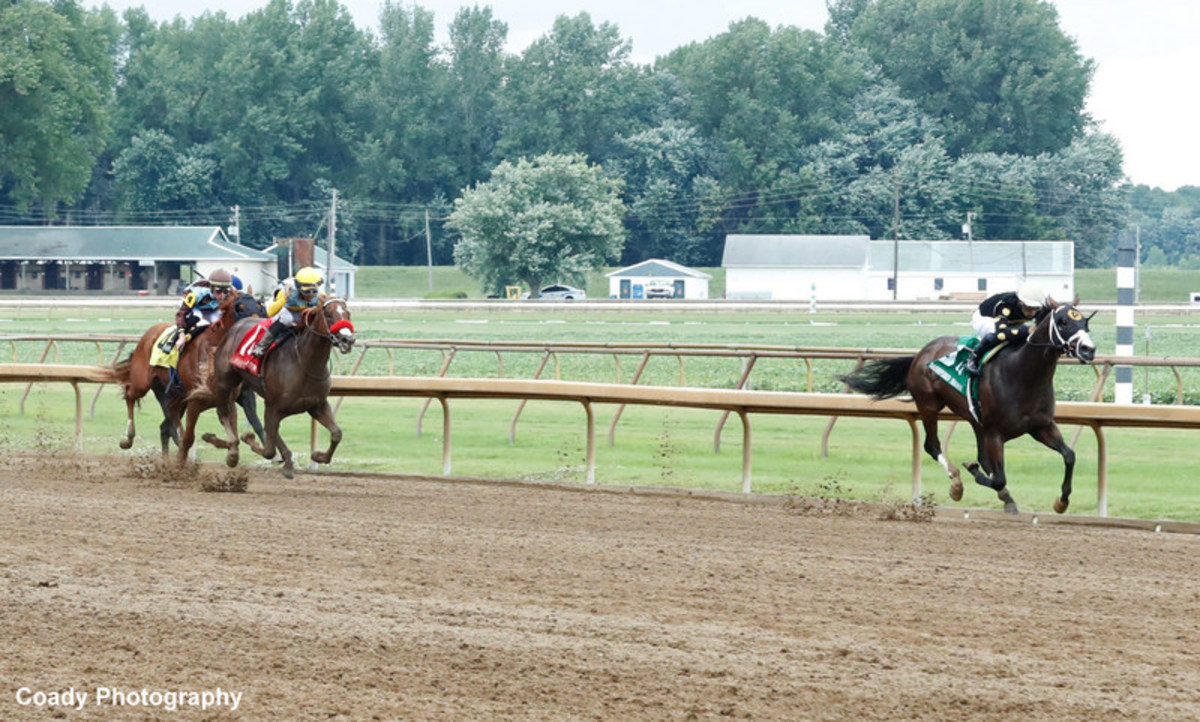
top-left (211, 291), bottom-right (241, 333)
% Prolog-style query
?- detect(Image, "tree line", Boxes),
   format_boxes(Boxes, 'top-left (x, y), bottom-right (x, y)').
top-left (1, 0), bottom-right (1197, 272)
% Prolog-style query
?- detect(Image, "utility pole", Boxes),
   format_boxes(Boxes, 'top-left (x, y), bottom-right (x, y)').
top-left (891, 184), bottom-right (901, 300)
top-left (328, 189), bottom-right (338, 295)
top-left (425, 208), bottom-right (434, 292)
top-left (964, 211), bottom-right (975, 274)
top-left (229, 205), bottom-right (240, 241)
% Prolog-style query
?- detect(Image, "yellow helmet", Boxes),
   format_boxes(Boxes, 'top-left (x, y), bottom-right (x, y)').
top-left (295, 267), bottom-right (323, 286)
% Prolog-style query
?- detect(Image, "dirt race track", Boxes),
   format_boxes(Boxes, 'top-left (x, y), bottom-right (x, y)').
top-left (2, 453), bottom-right (1199, 721)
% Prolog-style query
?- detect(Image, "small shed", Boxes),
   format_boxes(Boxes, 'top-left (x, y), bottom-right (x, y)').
top-left (607, 259), bottom-right (711, 299)
top-left (0, 225), bottom-right (275, 295)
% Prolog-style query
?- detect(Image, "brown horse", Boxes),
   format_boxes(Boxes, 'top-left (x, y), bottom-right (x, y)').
top-left (181, 297), bottom-right (356, 478)
top-left (839, 303), bottom-right (1096, 514)
top-left (110, 292), bottom-right (267, 454)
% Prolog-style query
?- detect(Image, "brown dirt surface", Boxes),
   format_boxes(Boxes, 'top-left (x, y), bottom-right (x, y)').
top-left (2, 452), bottom-right (1199, 721)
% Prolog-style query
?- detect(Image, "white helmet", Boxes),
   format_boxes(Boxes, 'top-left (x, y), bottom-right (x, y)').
top-left (1017, 281), bottom-right (1047, 307)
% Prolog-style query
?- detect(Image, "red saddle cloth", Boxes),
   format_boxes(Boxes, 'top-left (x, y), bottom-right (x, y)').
top-left (230, 319), bottom-right (273, 375)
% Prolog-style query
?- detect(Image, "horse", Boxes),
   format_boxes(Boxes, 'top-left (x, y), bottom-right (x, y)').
top-left (838, 303), bottom-right (1097, 514)
top-left (110, 291), bottom-right (268, 454)
top-left (181, 297), bottom-right (356, 478)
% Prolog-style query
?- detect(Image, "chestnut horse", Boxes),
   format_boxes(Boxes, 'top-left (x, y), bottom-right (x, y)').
top-left (181, 297), bottom-right (355, 478)
top-left (839, 303), bottom-right (1096, 514)
top-left (110, 292), bottom-right (267, 454)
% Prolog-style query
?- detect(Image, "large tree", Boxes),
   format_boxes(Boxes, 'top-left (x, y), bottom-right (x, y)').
top-left (449, 153), bottom-right (625, 296)
top-left (607, 118), bottom-right (725, 266)
top-left (844, 0), bottom-right (1093, 156)
top-left (0, 0), bottom-right (119, 212)
top-left (497, 13), bottom-right (656, 163)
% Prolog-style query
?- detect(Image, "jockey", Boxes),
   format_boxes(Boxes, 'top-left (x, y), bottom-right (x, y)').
top-left (965, 280), bottom-right (1050, 377)
top-left (251, 266), bottom-right (324, 358)
top-left (173, 268), bottom-right (236, 353)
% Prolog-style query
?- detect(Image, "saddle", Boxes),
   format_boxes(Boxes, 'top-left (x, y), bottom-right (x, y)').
top-left (926, 336), bottom-right (1008, 422)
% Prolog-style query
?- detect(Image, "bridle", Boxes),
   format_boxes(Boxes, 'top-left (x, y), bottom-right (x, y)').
top-left (300, 298), bottom-right (355, 345)
top-left (1031, 305), bottom-right (1094, 360)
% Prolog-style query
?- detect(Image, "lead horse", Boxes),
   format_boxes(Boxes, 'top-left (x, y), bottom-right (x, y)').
top-left (182, 298), bottom-right (356, 478)
top-left (839, 303), bottom-right (1096, 514)
top-left (111, 292), bottom-right (267, 453)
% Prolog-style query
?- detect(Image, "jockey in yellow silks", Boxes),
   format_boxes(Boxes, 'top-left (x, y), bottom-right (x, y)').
top-left (250, 266), bottom-right (324, 358)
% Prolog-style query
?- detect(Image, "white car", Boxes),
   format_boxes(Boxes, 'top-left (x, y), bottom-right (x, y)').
top-left (523, 284), bottom-right (587, 300)
top-left (643, 280), bottom-right (676, 299)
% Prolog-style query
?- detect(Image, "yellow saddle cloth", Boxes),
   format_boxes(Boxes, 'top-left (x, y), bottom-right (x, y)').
top-left (149, 326), bottom-right (181, 369)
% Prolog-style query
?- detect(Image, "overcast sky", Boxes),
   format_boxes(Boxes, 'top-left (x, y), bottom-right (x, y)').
top-left (92, 0), bottom-right (1198, 191)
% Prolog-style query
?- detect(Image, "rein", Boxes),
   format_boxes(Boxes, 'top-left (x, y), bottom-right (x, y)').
top-left (301, 298), bottom-right (354, 343)
top-left (1026, 307), bottom-right (1086, 359)
top-left (288, 299), bottom-right (354, 381)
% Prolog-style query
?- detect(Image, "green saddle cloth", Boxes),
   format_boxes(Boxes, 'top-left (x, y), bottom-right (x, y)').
top-left (927, 336), bottom-right (980, 400)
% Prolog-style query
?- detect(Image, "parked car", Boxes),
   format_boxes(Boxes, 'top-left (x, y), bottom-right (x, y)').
top-left (643, 280), bottom-right (676, 299)
top-left (523, 284), bottom-right (587, 300)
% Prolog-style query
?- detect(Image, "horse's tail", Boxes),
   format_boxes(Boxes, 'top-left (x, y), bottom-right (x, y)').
top-left (838, 356), bottom-right (914, 399)
top-left (109, 356), bottom-right (133, 389)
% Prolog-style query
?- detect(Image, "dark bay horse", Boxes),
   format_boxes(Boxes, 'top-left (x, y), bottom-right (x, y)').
top-left (182, 298), bottom-right (356, 478)
top-left (110, 292), bottom-right (267, 454)
top-left (840, 304), bottom-right (1097, 514)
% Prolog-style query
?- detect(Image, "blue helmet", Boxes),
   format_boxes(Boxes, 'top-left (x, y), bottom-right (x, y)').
top-left (186, 285), bottom-right (218, 311)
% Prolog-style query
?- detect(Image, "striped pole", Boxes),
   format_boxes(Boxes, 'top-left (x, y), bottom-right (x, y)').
top-left (1115, 232), bottom-right (1136, 404)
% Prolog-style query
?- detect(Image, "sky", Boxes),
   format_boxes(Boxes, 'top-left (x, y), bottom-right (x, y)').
top-left (91, 0), bottom-right (1199, 191)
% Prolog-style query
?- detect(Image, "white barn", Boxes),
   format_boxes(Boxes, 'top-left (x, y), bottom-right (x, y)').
top-left (722, 234), bottom-right (870, 301)
top-left (606, 258), bottom-right (712, 299)
top-left (868, 240), bottom-right (1075, 302)
top-left (722, 234), bottom-right (1075, 302)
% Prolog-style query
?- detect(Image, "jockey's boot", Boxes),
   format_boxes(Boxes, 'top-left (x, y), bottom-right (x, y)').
top-left (966, 333), bottom-right (1000, 377)
top-left (251, 320), bottom-right (286, 358)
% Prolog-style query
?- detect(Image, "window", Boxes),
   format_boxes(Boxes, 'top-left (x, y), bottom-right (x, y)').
top-left (977, 278), bottom-right (987, 291)
top-left (887, 278), bottom-right (895, 291)
top-left (934, 278), bottom-right (944, 291)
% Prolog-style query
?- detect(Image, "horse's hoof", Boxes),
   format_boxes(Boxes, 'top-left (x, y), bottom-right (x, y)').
top-left (118, 438), bottom-right (133, 450)
top-left (311, 451), bottom-right (330, 464)
top-left (1054, 497), bottom-right (1068, 514)
top-left (240, 432), bottom-right (257, 445)
top-left (1003, 501), bottom-right (1019, 515)
top-left (949, 481), bottom-right (964, 502)
top-left (282, 465), bottom-right (295, 480)
top-left (201, 432), bottom-right (218, 444)
top-left (225, 453), bottom-right (239, 468)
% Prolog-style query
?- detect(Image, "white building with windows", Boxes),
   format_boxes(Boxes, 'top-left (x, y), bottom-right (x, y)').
top-left (722, 234), bottom-right (1074, 302)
